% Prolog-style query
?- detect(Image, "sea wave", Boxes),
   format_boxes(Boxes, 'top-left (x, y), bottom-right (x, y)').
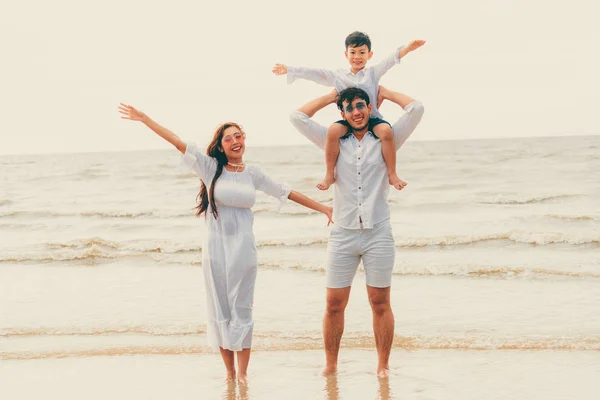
top-left (2, 331), bottom-right (598, 360)
top-left (476, 194), bottom-right (581, 205)
top-left (2, 230), bottom-right (599, 264)
top-left (0, 210), bottom-right (193, 219)
top-left (545, 214), bottom-right (599, 222)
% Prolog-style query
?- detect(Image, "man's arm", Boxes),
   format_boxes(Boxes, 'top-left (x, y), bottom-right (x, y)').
top-left (378, 86), bottom-right (425, 150)
top-left (289, 90), bottom-right (338, 150)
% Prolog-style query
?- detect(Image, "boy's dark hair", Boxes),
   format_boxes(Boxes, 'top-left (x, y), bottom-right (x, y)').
top-left (345, 31), bottom-right (371, 51)
top-left (337, 87), bottom-right (371, 111)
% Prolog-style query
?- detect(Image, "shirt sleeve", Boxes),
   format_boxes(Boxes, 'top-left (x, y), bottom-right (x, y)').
top-left (370, 47), bottom-right (402, 83)
top-left (287, 66), bottom-right (337, 87)
top-left (250, 167), bottom-right (291, 211)
top-left (392, 101), bottom-right (425, 150)
top-left (180, 142), bottom-right (217, 182)
top-left (289, 111), bottom-right (327, 150)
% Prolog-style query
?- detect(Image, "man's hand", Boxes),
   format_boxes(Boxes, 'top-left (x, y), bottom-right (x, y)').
top-left (272, 64), bottom-right (288, 75)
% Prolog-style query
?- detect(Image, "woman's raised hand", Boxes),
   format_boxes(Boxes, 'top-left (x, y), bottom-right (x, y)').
top-left (118, 103), bottom-right (145, 122)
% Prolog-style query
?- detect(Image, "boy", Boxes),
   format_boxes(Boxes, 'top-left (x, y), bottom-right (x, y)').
top-left (273, 31), bottom-right (425, 190)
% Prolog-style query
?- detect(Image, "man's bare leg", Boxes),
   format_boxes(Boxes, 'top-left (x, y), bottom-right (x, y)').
top-left (366, 285), bottom-right (394, 377)
top-left (322, 286), bottom-right (351, 375)
top-left (219, 347), bottom-right (236, 381)
top-left (236, 348), bottom-right (251, 385)
top-left (318, 123), bottom-right (347, 190)
top-left (373, 124), bottom-right (407, 190)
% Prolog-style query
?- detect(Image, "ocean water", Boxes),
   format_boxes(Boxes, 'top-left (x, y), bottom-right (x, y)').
top-left (1, 135), bottom-right (599, 399)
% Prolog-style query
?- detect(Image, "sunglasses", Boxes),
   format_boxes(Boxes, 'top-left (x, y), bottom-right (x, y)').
top-left (222, 132), bottom-right (245, 144)
top-left (343, 101), bottom-right (367, 114)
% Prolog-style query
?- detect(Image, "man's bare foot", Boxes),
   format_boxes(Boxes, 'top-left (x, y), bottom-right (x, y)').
top-left (225, 370), bottom-right (236, 382)
top-left (237, 373), bottom-right (248, 385)
top-left (389, 174), bottom-right (407, 190)
top-left (377, 366), bottom-right (390, 378)
top-left (321, 366), bottom-right (337, 376)
top-left (317, 175), bottom-right (335, 191)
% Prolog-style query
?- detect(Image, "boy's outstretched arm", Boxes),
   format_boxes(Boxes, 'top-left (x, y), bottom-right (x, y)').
top-left (272, 63), bottom-right (337, 87)
top-left (378, 86), bottom-right (425, 150)
top-left (397, 40), bottom-right (426, 59)
top-left (289, 90), bottom-right (339, 150)
top-left (372, 40), bottom-right (426, 82)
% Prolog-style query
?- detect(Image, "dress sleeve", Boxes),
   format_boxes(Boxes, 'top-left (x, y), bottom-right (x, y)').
top-left (180, 142), bottom-right (217, 182)
top-left (250, 167), bottom-right (291, 211)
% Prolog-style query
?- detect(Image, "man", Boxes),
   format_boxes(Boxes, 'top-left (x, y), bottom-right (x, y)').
top-left (289, 86), bottom-right (425, 377)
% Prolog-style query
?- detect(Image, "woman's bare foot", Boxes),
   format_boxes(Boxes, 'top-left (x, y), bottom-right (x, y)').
top-left (225, 370), bottom-right (236, 382)
top-left (389, 174), bottom-right (407, 190)
top-left (237, 373), bottom-right (248, 385)
top-left (317, 175), bottom-right (335, 191)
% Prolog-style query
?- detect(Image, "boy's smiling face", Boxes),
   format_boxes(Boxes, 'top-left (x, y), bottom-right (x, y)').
top-left (345, 44), bottom-right (373, 73)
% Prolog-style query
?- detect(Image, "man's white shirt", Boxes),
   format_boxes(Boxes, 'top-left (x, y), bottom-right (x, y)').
top-left (290, 101), bottom-right (424, 230)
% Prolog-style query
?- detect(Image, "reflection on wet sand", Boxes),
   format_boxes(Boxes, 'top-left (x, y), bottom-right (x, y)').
top-left (222, 380), bottom-right (249, 400)
top-left (324, 374), bottom-right (394, 400)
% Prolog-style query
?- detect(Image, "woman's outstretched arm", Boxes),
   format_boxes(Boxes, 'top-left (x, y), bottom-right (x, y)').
top-left (118, 103), bottom-right (186, 154)
top-left (288, 190), bottom-right (333, 226)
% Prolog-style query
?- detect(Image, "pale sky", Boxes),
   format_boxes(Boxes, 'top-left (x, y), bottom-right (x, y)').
top-left (1, 0), bottom-right (599, 155)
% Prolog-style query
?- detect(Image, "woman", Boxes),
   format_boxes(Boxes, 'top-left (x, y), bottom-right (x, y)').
top-left (118, 103), bottom-right (332, 384)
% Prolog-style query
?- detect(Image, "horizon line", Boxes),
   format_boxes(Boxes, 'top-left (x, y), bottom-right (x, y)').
top-left (1, 133), bottom-right (598, 157)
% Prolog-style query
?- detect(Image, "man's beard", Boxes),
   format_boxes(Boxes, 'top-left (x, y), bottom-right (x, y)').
top-left (348, 119), bottom-right (369, 131)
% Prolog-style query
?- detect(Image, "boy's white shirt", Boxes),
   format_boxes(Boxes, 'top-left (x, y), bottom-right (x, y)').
top-left (286, 47), bottom-right (403, 119)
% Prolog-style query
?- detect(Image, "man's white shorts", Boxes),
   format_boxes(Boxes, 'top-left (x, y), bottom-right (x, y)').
top-left (326, 219), bottom-right (395, 288)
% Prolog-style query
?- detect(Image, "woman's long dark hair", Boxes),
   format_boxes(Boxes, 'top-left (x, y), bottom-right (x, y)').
top-left (194, 122), bottom-right (242, 219)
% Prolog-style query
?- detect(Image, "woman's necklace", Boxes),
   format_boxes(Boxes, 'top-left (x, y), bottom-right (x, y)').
top-left (227, 161), bottom-right (245, 173)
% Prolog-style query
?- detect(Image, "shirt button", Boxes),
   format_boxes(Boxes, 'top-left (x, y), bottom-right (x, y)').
top-left (359, 203), bottom-right (362, 206)
top-left (358, 172), bottom-right (361, 175)
top-left (358, 186), bottom-right (362, 189)
top-left (358, 157), bottom-right (361, 160)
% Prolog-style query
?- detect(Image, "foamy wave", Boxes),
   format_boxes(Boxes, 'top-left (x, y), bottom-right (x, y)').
top-left (0, 238), bottom-right (202, 263)
top-left (0, 325), bottom-right (205, 338)
top-left (476, 194), bottom-right (580, 205)
top-left (395, 231), bottom-right (600, 247)
top-left (3, 332), bottom-right (598, 360)
top-left (0, 210), bottom-right (192, 219)
top-left (545, 214), bottom-right (599, 222)
top-left (257, 231), bottom-right (600, 249)
top-left (257, 261), bottom-right (600, 279)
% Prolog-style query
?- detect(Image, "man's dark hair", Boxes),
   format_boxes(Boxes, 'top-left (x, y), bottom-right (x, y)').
top-left (345, 31), bottom-right (371, 51)
top-left (337, 87), bottom-right (371, 111)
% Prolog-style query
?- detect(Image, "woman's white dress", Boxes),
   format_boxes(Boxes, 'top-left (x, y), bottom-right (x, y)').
top-left (182, 143), bottom-right (290, 351)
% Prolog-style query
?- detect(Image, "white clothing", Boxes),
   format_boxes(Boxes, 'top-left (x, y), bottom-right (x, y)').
top-left (289, 101), bottom-right (425, 230)
top-left (286, 48), bottom-right (402, 119)
top-left (326, 219), bottom-right (395, 288)
top-left (181, 143), bottom-right (290, 351)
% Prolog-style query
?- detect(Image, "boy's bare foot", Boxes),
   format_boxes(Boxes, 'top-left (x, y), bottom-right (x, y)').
top-left (321, 366), bottom-right (338, 376)
top-left (389, 174), bottom-right (407, 190)
top-left (237, 373), bottom-right (248, 385)
top-left (317, 175), bottom-right (335, 191)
